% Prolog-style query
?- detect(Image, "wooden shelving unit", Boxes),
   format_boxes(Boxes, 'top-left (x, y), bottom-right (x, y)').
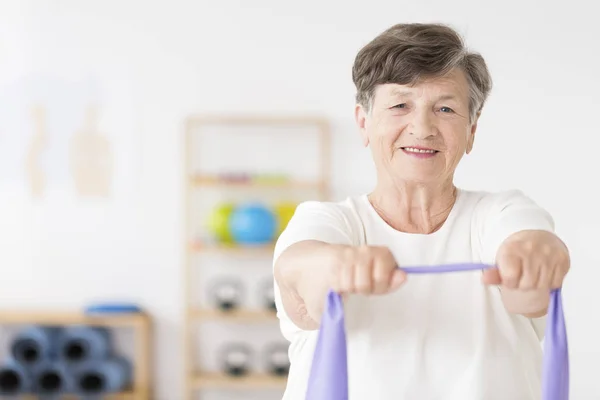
top-left (0, 309), bottom-right (152, 400)
top-left (183, 115), bottom-right (331, 399)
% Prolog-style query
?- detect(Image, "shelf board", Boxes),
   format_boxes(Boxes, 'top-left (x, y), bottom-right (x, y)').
top-left (187, 114), bottom-right (329, 127)
top-left (0, 310), bottom-right (149, 327)
top-left (190, 241), bottom-right (275, 254)
top-left (20, 391), bottom-right (136, 399)
top-left (193, 372), bottom-right (287, 389)
top-left (190, 308), bottom-right (277, 321)
top-left (190, 174), bottom-right (324, 189)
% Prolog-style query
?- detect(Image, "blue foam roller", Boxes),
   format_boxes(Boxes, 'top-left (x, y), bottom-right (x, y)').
top-left (72, 356), bottom-right (132, 395)
top-left (0, 358), bottom-right (33, 395)
top-left (32, 360), bottom-right (74, 396)
top-left (84, 303), bottom-right (142, 314)
top-left (10, 325), bottom-right (61, 368)
top-left (57, 326), bottom-right (112, 364)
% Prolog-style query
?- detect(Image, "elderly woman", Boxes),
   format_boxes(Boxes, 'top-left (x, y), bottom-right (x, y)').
top-left (272, 22), bottom-right (570, 400)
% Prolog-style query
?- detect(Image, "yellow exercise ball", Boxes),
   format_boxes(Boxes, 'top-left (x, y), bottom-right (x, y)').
top-left (274, 202), bottom-right (297, 235)
top-left (207, 203), bottom-right (235, 243)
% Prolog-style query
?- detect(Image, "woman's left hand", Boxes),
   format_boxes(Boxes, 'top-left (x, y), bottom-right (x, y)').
top-left (482, 230), bottom-right (570, 291)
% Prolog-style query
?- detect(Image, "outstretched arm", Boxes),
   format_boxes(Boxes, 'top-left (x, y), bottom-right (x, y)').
top-left (275, 240), bottom-right (344, 330)
top-left (273, 201), bottom-right (404, 332)
top-left (482, 229), bottom-right (570, 318)
top-left (478, 190), bottom-right (570, 318)
top-left (272, 201), bottom-right (356, 331)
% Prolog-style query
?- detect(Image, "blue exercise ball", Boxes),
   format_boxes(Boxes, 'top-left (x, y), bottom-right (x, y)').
top-left (229, 204), bottom-right (276, 245)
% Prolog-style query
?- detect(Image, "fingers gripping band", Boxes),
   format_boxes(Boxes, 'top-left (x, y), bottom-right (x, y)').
top-left (305, 263), bottom-right (569, 400)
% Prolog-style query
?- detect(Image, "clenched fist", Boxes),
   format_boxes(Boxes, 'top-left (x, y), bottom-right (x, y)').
top-left (482, 230), bottom-right (570, 290)
top-left (330, 245), bottom-right (406, 295)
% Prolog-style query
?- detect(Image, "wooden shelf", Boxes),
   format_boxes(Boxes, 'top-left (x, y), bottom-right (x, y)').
top-left (186, 114), bottom-right (329, 127)
top-left (193, 372), bottom-right (287, 389)
top-left (190, 174), bottom-right (324, 189)
top-left (0, 310), bottom-right (149, 327)
top-left (190, 241), bottom-right (275, 254)
top-left (190, 308), bottom-right (277, 322)
top-left (20, 391), bottom-right (137, 400)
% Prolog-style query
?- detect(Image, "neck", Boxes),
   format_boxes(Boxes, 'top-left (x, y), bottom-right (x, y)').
top-left (368, 178), bottom-right (457, 234)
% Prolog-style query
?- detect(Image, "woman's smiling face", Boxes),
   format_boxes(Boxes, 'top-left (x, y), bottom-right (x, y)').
top-left (355, 68), bottom-right (480, 185)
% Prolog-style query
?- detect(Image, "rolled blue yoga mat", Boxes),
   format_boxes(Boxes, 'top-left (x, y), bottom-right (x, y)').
top-left (32, 360), bottom-right (74, 396)
top-left (72, 356), bottom-right (132, 395)
top-left (0, 358), bottom-right (33, 395)
top-left (84, 303), bottom-right (142, 315)
top-left (306, 263), bottom-right (569, 400)
top-left (10, 325), bottom-right (61, 368)
top-left (57, 326), bottom-right (112, 364)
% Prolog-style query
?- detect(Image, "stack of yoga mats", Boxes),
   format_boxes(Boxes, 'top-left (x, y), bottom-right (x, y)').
top-left (0, 324), bottom-right (132, 397)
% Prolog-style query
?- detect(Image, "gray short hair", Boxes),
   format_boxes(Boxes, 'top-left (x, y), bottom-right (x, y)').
top-left (352, 23), bottom-right (493, 122)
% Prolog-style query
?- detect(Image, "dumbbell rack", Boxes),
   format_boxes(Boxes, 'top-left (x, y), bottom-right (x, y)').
top-left (183, 115), bottom-right (331, 399)
top-left (0, 309), bottom-right (152, 399)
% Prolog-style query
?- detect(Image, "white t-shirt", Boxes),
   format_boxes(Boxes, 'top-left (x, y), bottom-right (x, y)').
top-left (272, 188), bottom-right (555, 400)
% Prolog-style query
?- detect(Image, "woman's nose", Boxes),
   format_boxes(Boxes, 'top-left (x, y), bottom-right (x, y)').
top-left (409, 112), bottom-right (437, 138)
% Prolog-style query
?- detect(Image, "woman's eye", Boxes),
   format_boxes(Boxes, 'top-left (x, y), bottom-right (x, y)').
top-left (439, 106), bottom-right (454, 113)
top-left (392, 103), bottom-right (406, 109)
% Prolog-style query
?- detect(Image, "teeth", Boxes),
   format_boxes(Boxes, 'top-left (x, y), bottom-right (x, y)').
top-left (404, 147), bottom-right (436, 154)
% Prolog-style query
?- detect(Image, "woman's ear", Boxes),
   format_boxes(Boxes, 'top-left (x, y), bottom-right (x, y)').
top-left (355, 104), bottom-right (369, 147)
top-left (466, 111), bottom-right (481, 154)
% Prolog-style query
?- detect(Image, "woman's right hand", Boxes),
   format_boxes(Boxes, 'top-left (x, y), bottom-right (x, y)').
top-left (330, 245), bottom-right (407, 295)
top-left (275, 241), bottom-right (407, 330)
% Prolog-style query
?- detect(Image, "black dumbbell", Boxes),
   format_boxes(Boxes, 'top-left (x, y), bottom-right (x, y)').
top-left (219, 343), bottom-right (253, 377)
top-left (259, 279), bottom-right (276, 312)
top-left (263, 343), bottom-right (289, 376)
top-left (209, 278), bottom-right (243, 312)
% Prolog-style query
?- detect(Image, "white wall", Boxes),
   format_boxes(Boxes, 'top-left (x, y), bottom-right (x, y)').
top-left (0, 1), bottom-right (598, 399)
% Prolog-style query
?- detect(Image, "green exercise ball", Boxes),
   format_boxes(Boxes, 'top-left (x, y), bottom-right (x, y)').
top-left (207, 203), bottom-right (235, 243)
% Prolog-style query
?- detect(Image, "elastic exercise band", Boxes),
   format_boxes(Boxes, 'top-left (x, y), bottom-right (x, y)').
top-left (305, 263), bottom-right (569, 400)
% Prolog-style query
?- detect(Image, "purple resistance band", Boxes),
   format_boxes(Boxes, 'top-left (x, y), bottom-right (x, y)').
top-left (305, 263), bottom-right (569, 400)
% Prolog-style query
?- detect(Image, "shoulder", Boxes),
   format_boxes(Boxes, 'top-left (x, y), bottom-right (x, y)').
top-left (463, 188), bottom-right (555, 263)
top-left (273, 196), bottom-right (367, 260)
top-left (291, 195), bottom-right (366, 227)
top-left (473, 188), bottom-right (538, 208)
top-left (457, 188), bottom-right (534, 211)
top-left (467, 188), bottom-right (553, 224)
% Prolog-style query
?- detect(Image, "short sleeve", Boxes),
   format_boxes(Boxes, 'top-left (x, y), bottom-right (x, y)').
top-left (273, 200), bottom-right (359, 264)
top-left (476, 190), bottom-right (555, 265)
top-left (272, 200), bottom-right (360, 341)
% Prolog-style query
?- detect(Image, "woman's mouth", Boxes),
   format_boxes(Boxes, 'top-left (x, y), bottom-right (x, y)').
top-left (400, 147), bottom-right (439, 158)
